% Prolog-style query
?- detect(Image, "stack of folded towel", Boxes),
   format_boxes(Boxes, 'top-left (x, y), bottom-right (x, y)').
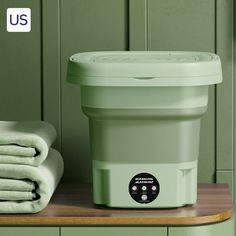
top-left (0, 121), bottom-right (64, 213)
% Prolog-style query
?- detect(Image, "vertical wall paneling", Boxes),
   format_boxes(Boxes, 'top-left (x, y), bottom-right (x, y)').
top-left (216, 170), bottom-right (234, 194)
top-left (0, 0), bottom-right (41, 120)
top-left (147, 0), bottom-right (215, 51)
top-left (60, 0), bottom-right (127, 182)
top-left (216, 0), bottom-right (234, 171)
top-left (129, 0), bottom-right (148, 50)
top-left (146, 0), bottom-right (216, 183)
top-left (42, 0), bottom-right (61, 150)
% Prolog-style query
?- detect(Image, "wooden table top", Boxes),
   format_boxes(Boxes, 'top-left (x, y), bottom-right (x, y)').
top-left (0, 183), bottom-right (233, 226)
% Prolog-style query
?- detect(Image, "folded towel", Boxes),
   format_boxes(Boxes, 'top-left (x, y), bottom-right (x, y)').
top-left (0, 121), bottom-right (56, 166)
top-left (0, 148), bottom-right (63, 213)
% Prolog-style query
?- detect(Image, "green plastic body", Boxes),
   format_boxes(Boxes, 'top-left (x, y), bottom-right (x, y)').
top-left (83, 86), bottom-right (207, 164)
top-left (92, 160), bottom-right (197, 207)
top-left (81, 85), bottom-right (207, 207)
top-left (67, 51), bottom-right (222, 207)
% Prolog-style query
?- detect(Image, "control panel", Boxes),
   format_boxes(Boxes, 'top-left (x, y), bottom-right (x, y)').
top-left (128, 173), bottom-right (160, 204)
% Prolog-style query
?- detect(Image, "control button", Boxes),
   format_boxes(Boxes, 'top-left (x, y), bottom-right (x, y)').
top-left (142, 186), bottom-right (147, 191)
top-left (132, 186), bottom-right (137, 191)
top-left (141, 194), bottom-right (148, 201)
top-left (152, 186), bottom-right (157, 191)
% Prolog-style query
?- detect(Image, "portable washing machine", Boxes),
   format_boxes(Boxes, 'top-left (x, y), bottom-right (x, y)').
top-left (67, 51), bottom-right (222, 208)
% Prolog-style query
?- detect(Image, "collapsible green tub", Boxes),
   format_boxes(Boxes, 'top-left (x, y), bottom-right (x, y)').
top-left (67, 51), bottom-right (222, 208)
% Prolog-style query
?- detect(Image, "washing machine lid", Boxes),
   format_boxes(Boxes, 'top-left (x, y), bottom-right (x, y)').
top-left (67, 51), bottom-right (222, 86)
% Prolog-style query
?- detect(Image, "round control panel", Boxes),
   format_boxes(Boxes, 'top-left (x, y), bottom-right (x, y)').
top-left (128, 173), bottom-right (160, 204)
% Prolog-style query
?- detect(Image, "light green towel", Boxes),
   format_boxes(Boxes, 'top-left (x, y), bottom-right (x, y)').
top-left (0, 148), bottom-right (64, 213)
top-left (0, 121), bottom-right (56, 166)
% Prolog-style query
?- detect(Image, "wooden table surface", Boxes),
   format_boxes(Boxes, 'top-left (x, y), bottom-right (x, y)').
top-left (0, 183), bottom-right (233, 226)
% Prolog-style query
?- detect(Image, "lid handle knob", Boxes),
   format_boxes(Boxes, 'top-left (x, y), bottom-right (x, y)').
top-left (132, 77), bottom-right (156, 80)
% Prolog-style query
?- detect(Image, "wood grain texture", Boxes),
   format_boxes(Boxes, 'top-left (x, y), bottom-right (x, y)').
top-left (0, 183), bottom-right (232, 226)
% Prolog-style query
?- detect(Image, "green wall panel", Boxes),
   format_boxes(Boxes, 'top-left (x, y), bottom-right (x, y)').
top-left (60, 0), bottom-right (127, 182)
top-left (129, 0), bottom-right (148, 50)
top-left (42, 0), bottom-right (61, 150)
top-left (0, 0), bottom-right (41, 120)
top-left (142, 0), bottom-right (215, 183)
top-left (61, 227), bottom-right (167, 236)
top-left (216, 170), bottom-right (234, 194)
top-left (0, 227), bottom-right (59, 236)
top-left (216, 0), bottom-right (234, 170)
top-left (147, 0), bottom-right (215, 51)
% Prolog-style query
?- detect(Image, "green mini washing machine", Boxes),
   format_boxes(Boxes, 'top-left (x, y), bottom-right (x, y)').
top-left (67, 51), bottom-right (222, 208)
